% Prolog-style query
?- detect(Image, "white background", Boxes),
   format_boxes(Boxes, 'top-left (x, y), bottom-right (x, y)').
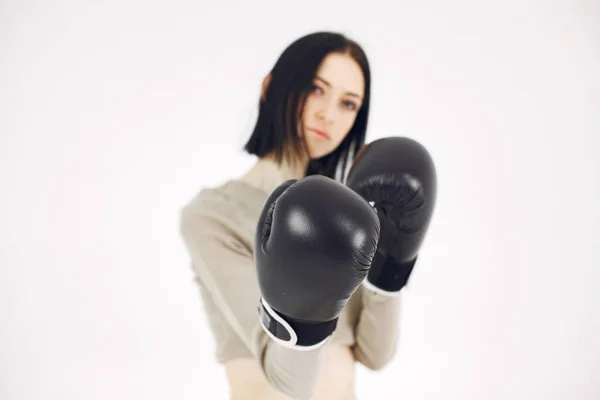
top-left (1, 1), bottom-right (599, 399)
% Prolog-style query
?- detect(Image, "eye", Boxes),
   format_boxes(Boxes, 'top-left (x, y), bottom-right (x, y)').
top-left (343, 100), bottom-right (358, 111)
top-left (311, 85), bottom-right (324, 94)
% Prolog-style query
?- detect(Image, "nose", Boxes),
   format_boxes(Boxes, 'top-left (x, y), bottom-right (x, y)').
top-left (316, 98), bottom-right (337, 123)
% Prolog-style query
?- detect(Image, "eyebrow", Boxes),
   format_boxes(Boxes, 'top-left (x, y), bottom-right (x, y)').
top-left (315, 76), bottom-right (363, 100)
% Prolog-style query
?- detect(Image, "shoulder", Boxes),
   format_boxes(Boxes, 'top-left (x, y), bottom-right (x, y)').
top-left (179, 179), bottom-right (267, 251)
top-left (179, 180), bottom-right (264, 289)
top-left (180, 178), bottom-right (265, 223)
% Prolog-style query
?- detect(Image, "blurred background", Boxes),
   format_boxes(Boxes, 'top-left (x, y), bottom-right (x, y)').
top-left (1, 0), bottom-right (599, 399)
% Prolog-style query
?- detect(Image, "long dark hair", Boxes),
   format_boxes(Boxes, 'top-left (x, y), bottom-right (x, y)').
top-left (243, 31), bottom-right (371, 181)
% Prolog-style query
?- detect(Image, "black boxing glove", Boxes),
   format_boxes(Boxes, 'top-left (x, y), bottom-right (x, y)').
top-left (346, 137), bottom-right (437, 295)
top-left (255, 175), bottom-right (380, 350)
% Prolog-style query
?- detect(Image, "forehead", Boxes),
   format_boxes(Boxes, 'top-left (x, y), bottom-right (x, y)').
top-left (316, 53), bottom-right (365, 95)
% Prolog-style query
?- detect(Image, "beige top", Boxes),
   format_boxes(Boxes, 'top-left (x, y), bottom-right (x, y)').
top-left (179, 161), bottom-right (402, 400)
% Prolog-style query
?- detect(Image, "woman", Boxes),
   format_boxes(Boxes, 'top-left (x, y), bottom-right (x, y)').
top-left (180, 32), bottom-right (403, 400)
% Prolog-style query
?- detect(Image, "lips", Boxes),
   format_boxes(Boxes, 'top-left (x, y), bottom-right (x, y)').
top-left (307, 128), bottom-right (330, 139)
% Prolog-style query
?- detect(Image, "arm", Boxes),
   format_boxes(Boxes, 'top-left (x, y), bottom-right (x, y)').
top-left (352, 285), bottom-right (401, 371)
top-left (180, 209), bottom-right (327, 400)
top-left (347, 136), bottom-right (438, 371)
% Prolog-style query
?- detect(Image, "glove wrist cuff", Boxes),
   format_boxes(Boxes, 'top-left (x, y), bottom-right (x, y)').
top-left (365, 252), bottom-right (417, 295)
top-left (258, 298), bottom-right (337, 351)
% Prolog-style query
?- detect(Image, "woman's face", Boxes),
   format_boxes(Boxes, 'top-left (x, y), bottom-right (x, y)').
top-left (300, 53), bottom-right (365, 159)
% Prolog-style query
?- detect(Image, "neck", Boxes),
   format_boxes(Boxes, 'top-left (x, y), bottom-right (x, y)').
top-left (241, 152), bottom-right (309, 195)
